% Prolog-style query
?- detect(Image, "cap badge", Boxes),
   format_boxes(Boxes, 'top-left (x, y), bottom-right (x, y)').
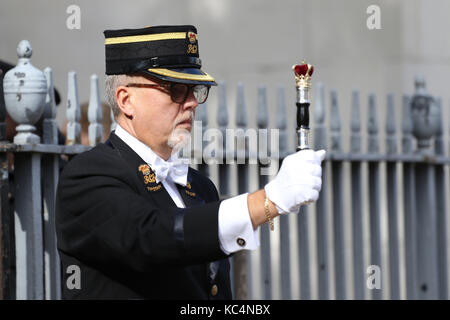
top-left (187, 32), bottom-right (197, 43)
top-left (187, 44), bottom-right (198, 54)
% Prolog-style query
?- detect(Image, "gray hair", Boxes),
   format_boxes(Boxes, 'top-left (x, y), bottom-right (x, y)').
top-left (105, 74), bottom-right (129, 119)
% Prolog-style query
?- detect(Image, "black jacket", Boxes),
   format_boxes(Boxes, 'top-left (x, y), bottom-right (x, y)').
top-left (56, 132), bottom-right (232, 299)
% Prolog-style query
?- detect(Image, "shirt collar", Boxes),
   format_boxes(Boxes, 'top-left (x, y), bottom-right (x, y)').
top-left (114, 124), bottom-right (186, 180)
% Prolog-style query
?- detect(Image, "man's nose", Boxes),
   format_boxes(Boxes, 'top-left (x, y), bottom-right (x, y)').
top-left (183, 89), bottom-right (199, 110)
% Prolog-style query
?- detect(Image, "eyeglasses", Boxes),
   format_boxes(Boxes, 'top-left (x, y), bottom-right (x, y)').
top-left (125, 82), bottom-right (210, 104)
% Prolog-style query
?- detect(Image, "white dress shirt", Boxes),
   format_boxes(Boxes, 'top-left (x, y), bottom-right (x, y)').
top-left (114, 124), bottom-right (259, 254)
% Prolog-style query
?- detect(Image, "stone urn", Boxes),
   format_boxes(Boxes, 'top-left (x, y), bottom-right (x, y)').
top-left (3, 40), bottom-right (47, 144)
top-left (410, 75), bottom-right (440, 151)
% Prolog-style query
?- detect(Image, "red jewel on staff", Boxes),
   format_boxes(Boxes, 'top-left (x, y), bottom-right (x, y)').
top-left (293, 64), bottom-right (314, 77)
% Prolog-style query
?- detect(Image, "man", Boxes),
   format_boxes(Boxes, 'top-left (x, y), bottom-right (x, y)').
top-left (55, 25), bottom-right (325, 299)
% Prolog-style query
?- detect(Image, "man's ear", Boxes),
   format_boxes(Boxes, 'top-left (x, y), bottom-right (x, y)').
top-left (116, 86), bottom-right (134, 119)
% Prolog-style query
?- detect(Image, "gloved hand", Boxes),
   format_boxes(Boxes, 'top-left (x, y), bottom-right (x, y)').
top-left (264, 149), bottom-right (326, 214)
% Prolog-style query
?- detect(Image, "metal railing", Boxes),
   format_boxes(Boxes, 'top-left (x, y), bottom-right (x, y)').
top-left (0, 40), bottom-right (449, 300)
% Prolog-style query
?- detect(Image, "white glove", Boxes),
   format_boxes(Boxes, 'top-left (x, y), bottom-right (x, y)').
top-left (264, 149), bottom-right (326, 214)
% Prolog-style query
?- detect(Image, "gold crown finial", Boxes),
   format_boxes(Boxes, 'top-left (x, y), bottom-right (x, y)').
top-left (292, 60), bottom-right (314, 88)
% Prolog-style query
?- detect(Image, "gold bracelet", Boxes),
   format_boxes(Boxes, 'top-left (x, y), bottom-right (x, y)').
top-left (264, 197), bottom-right (274, 231)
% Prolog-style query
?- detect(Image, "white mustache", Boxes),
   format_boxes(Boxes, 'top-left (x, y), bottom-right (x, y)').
top-left (175, 111), bottom-right (195, 126)
top-left (177, 118), bottom-right (192, 125)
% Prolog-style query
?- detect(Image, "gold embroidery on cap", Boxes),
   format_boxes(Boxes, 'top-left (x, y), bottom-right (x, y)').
top-left (105, 32), bottom-right (186, 45)
top-left (187, 32), bottom-right (197, 43)
top-left (187, 44), bottom-right (197, 54)
top-left (147, 68), bottom-right (215, 82)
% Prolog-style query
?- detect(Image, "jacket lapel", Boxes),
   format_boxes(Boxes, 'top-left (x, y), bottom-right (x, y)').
top-left (176, 169), bottom-right (206, 208)
top-left (107, 132), bottom-right (177, 209)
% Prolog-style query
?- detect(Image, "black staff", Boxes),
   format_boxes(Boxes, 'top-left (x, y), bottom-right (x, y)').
top-left (293, 61), bottom-right (314, 151)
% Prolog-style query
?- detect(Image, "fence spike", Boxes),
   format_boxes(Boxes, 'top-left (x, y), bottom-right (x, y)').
top-left (233, 81), bottom-right (251, 299)
top-left (401, 95), bottom-right (413, 154)
top-left (314, 83), bottom-right (327, 151)
top-left (386, 93), bottom-right (397, 154)
top-left (43, 68), bottom-right (58, 144)
top-left (276, 86), bottom-right (288, 158)
top-left (257, 85), bottom-right (268, 129)
top-left (217, 81), bottom-right (228, 127)
top-left (66, 71), bottom-right (81, 145)
top-left (330, 89), bottom-right (342, 152)
top-left (109, 108), bottom-right (117, 132)
top-left (385, 94), bottom-right (401, 298)
top-left (257, 84), bottom-right (270, 168)
top-left (276, 84), bottom-right (291, 299)
top-left (276, 86), bottom-right (287, 130)
top-left (436, 97), bottom-right (442, 137)
top-left (435, 97), bottom-right (444, 155)
top-left (42, 67), bottom-right (62, 298)
top-left (214, 80), bottom-right (229, 193)
top-left (196, 99), bottom-right (208, 126)
top-left (434, 97), bottom-right (449, 299)
top-left (88, 74), bottom-right (103, 146)
top-left (236, 82), bottom-right (248, 128)
top-left (43, 68), bottom-right (56, 120)
top-left (256, 84), bottom-right (272, 299)
top-left (350, 90), bottom-right (361, 153)
top-left (313, 82), bottom-right (330, 299)
top-left (235, 82), bottom-right (248, 164)
top-left (402, 95), bottom-right (413, 135)
top-left (449, 99), bottom-right (450, 155)
top-left (0, 70), bottom-right (5, 141)
top-left (368, 93), bottom-right (379, 153)
top-left (314, 82), bottom-right (325, 125)
top-left (195, 86), bottom-right (209, 166)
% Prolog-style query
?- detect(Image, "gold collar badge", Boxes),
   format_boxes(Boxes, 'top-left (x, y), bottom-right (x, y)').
top-left (138, 164), bottom-right (161, 192)
top-left (138, 164), bottom-right (151, 176)
top-left (185, 181), bottom-right (196, 197)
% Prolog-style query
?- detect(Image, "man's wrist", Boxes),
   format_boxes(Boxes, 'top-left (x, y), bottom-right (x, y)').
top-left (247, 189), bottom-right (280, 229)
top-left (264, 194), bottom-right (279, 217)
top-left (264, 197), bottom-right (274, 231)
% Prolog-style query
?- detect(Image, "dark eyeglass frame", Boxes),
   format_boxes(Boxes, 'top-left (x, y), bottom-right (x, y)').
top-left (125, 82), bottom-right (210, 104)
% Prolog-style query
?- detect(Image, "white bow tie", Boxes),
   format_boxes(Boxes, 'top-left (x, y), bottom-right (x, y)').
top-left (152, 156), bottom-right (189, 186)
